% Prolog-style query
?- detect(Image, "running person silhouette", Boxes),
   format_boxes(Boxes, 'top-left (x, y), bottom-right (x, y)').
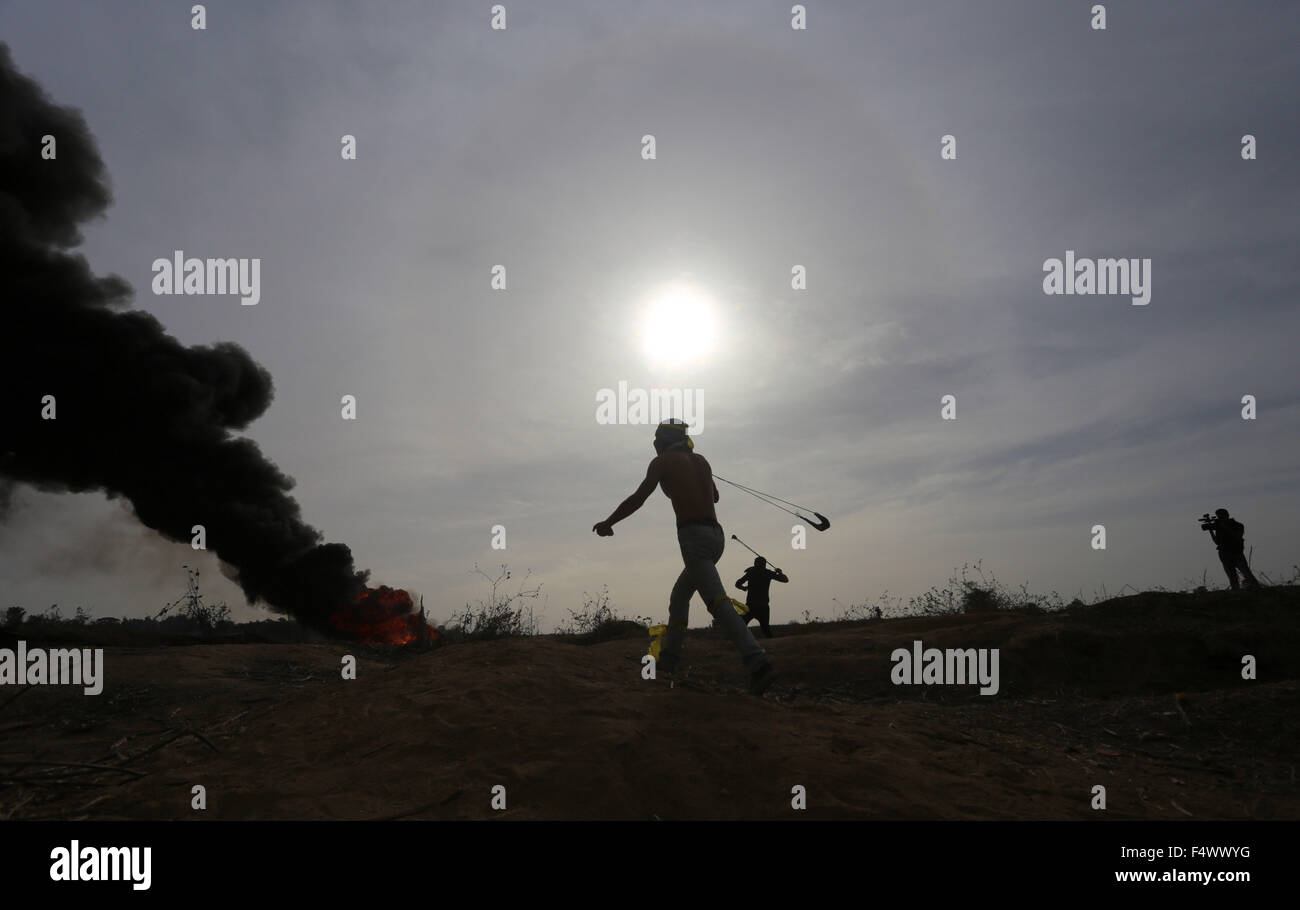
top-left (735, 557), bottom-right (787, 638)
top-left (593, 420), bottom-right (777, 695)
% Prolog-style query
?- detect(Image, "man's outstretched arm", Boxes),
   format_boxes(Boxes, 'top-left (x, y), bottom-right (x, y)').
top-left (593, 458), bottom-right (663, 535)
top-left (735, 575), bottom-right (749, 590)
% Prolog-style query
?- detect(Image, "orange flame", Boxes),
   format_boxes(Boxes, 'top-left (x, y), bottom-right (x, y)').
top-left (328, 585), bottom-right (437, 645)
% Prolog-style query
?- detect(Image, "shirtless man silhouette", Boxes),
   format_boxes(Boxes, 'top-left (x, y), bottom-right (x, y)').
top-left (593, 419), bottom-right (776, 695)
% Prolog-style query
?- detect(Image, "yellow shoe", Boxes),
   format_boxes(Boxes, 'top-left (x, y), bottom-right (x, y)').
top-left (647, 624), bottom-right (667, 660)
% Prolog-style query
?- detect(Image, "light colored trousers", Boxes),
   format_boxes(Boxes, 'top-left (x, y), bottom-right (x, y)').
top-left (662, 522), bottom-right (767, 671)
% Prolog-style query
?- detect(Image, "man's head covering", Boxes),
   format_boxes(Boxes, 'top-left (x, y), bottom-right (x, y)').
top-left (1216, 508), bottom-right (1230, 518)
top-left (653, 418), bottom-right (694, 454)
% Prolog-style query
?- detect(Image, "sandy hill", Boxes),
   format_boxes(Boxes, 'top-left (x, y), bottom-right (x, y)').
top-left (2, 586), bottom-right (1297, 819)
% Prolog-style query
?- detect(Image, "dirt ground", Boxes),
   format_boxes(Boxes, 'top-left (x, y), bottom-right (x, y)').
top-left (2, 587), bottom-right (1297, 819)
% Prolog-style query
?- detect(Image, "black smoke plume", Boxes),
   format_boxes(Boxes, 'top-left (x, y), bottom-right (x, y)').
top-left (0, 44), bottom-right (408, 636)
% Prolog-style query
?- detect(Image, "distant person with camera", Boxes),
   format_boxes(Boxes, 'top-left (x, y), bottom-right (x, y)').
top-left (1200, 508), bottom-right (1262, 590)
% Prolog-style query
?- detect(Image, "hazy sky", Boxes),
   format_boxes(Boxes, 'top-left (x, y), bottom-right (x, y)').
top-left (2, 0), bottom-right (1297, 629)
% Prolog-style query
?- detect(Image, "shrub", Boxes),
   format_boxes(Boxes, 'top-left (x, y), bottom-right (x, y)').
top-left (557, 587), bottom-right (649, 642)
top-left (961, 586), bottom-right (1000, 614)
top-left (878, 562), bottom-right (1069, 618)
top-left (445, 565), bottom-right (544, 642)
top-left (165, 565), bottom-right (233, 634)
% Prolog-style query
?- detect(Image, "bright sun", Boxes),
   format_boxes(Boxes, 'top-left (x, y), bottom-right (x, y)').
top-left (641, 285), bottom-right (717, 367)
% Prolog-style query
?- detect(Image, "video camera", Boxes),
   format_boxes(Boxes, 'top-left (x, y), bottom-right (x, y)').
top-left (1199, 513), bottom-right (1219, 531)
